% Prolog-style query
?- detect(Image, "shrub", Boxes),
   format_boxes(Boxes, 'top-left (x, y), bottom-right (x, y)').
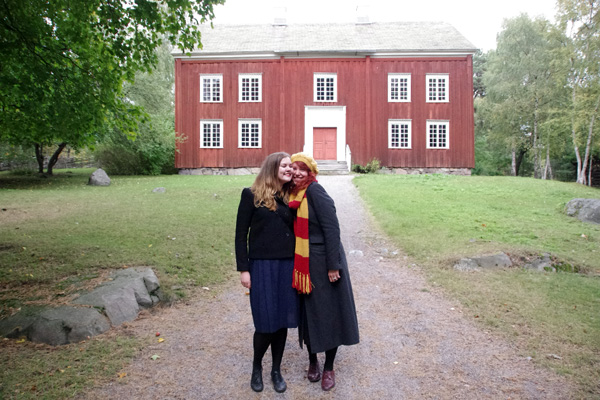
top-left (352, 158), bottom-right (381, 174)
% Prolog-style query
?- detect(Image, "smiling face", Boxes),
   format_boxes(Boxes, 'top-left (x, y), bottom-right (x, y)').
top-left (278, 157), bottom-right (293, 184)
top-left (292, 162), bottom-right (310, 186)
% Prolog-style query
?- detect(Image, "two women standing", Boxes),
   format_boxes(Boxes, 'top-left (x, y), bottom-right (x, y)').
top-left (235, 152), bottom-right (359, 393)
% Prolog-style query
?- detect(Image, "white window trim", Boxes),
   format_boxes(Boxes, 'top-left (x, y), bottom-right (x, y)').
top-left (388, 73), bottom-right (411, 102)
top-left (238, 73), bottom-right (262, 102)
top-left (388, 119), bottom-right (412, 149)
top-left (426, 73), bottom-right (449, 103)
top-left (426, 120), bottom-right (450, 149)
top-left (314, 73), bottom-right (337, 102)
top-left (200, 74), bottom-right (223, 103)
top-left (238, 119), bottom-right (262, 148)
top-left (200, 119), bottom-right (223, 148)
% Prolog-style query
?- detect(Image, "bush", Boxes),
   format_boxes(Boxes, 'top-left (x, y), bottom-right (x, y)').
top-left (94, 120), bottom-right (177, 175)
top-left (352, 158), bottom-right (381, 174)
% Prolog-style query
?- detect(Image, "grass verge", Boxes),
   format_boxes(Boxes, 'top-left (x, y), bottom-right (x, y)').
top-left (354, 174), bottom-right (600, 397)
top-left (0, 169), bottom-right (253, 398)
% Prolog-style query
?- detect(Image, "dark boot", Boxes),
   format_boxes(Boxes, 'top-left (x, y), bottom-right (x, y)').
top-left (250, 366), bottom-right (263, 392)
top-left (271, 370), bottom-right (287, 393)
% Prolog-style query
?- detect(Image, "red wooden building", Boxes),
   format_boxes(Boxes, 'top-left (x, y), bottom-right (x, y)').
top-left (173, 21), bottom-right (477, 173)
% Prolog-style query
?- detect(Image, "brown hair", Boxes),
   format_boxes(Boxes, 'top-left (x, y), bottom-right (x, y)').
top-left (291, 161), bottom-right (318, 194)
top-left (251, 152), bottom-right (291, 211)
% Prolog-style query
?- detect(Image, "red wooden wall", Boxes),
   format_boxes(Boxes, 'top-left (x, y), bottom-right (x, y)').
top-left (174, 55), bottom-right (474, 169)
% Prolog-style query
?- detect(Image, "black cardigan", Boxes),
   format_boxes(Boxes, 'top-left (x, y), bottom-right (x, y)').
top-left (235, 188), bottom-right (295, 271)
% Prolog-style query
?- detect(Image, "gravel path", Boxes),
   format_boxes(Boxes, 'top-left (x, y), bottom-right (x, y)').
top-left (83, 175), bottom-right (573, 399)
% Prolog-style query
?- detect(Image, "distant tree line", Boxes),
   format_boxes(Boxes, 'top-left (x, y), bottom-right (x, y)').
top-left (475, 0), bottom-right (599, 185)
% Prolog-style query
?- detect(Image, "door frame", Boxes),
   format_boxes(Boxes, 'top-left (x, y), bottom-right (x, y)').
top-left (304, 106), bottom-right (346, 161)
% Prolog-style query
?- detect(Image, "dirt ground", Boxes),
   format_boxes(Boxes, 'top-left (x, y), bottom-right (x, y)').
top-left (82, 175), bottom-right (573, 399)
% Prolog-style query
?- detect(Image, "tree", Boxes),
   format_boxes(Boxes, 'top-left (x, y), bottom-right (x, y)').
top-left (557, 0), bottom-right (600, 185)
top-left (95, 42), bottom-right (179, 175)
top-left (473, 50), bottom-right (488, 99)
top-left (483, 14), bottom-right (558, 177)
top-left (0, 0), bottom-right (222, 174)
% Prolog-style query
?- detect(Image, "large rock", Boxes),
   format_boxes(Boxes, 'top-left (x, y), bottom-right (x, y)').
top-left (102, 287), bottom-right (140, 326)
top-left (0, 307), bottom-right (110, 346)
top-left (88, 168), bottom-right (111, 186)
top-left (73, 267), bottom-right (160, 326)
top-left (1, 267), bottom-right (161, 344)
top-left (454, 252), bottom-right (513, 271)
top-left (565, 198), bottom-right (600, 224)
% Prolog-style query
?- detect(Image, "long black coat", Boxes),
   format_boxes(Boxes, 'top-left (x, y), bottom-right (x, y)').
top-left (298, 182), bottom-right (359, 353)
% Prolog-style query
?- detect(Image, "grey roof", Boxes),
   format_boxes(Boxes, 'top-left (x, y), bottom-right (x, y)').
top-left (174, 22), bottom-right (477, 57)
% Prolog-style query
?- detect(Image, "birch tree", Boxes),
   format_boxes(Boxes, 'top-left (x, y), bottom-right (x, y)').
top-left (557, 0), bottom-right (600, 185)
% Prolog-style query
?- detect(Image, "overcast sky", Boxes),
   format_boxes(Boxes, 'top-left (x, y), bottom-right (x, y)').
top-left (210, 0), bottom-right (559, 51)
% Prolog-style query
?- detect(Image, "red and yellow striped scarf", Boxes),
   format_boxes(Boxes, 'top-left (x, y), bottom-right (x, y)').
top-left (289, 188), bottom-right (312, 294)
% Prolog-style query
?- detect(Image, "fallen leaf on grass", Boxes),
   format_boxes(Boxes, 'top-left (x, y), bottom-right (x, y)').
top-left (118, 372), bottom-right (127, 379)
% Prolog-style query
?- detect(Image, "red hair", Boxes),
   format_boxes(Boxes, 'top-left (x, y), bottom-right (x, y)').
top-left (291, 161), bottom-right (317, 194)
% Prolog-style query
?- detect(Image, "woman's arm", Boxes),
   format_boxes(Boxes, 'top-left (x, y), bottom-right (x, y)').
top-left (308, 183), bottom-right (342, 273)
top-left (235, 188), bottom-right (254, 272)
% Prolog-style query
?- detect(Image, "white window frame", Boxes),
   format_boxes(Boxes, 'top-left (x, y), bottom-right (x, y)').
top-left (200, 120), bottom-right (223, 148)
top-left (238, 119), bottom-right (262, 148)
top-left (388, 73), bottom-right (411, 102)
top-left (314, 73), bottom-right (337, 102)
top-left (426, 120), bottom-right (450, 149)
top-left (239, 74), bottom-right (262, 102)
top-left (200, 74), bottom-right (223, 103)
top-left (388, 120), bottom-right (412, 149)
top-left (426, 74), bottom-right (449, 103)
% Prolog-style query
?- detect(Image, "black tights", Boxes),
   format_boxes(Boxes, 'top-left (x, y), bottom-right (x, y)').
top-left (307, 344), bottom-right (338, 371)
top-left (253, 328), bottom-right (287, 373)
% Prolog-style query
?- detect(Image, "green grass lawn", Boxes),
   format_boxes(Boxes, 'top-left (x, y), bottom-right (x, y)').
top-left (354, 174), bottom-right (600, 397)
top-left (0, 169), bottom-right (253, 399)
top-left (1, 171), bottom-right (599, 398)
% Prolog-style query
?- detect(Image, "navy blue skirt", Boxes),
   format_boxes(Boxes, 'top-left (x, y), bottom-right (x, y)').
top-left (249, 258), bottom-right (299, 333)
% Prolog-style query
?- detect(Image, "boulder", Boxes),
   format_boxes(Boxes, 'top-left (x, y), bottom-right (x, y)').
top-left (102, 287), bottom-right (140, 326)
top-left (523, 253), bottom-right (555, 272)
top-left (0, 307), bottom-right (110, 346)
top-left (565, 198), bottom-right (600, 224)
top-left (454, 252), bottom-right (513, 271)
top-left (0, 267), bottom-right (161, 345)
top-left (74, 267), bottom-right (158, 310)
top-left (88, 168), bottom-right (111, 186)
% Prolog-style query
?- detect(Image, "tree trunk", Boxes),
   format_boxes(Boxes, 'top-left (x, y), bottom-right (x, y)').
top-left (578, 93), bottom-right (600, 185)
top-left (570, 83), bottom-right (585, 184)
top-left (515, 149), bottom-right (526, 177)
top-left (46, 143), bottom-right (68, 175)
top-left (543, 145), bottom-right (553, 180)
top-left (533, 97), bottom-right (541, 179)
top-left (34, 144), bottom-right (44, 174)
top-left (511, 147), bottom-right (517, 176)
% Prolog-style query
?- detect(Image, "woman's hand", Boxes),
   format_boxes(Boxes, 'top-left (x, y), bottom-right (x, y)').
top-left (241, 271), bottom-right (251, 289)
top-left (328, 269), bottom-right (340, 283)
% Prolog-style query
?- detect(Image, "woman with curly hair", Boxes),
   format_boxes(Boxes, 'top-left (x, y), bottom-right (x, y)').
top-left (235, 152), bottom-right (298, 393)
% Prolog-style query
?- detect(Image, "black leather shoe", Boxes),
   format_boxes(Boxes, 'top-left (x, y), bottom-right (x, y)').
top-left (251, 366), bottom-right (263, 392)
top-left (271, 370), bottom-right (287, 393)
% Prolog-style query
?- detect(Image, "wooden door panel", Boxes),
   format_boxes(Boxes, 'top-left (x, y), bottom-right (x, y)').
top-left (313, 128), bottom-right (337, 160)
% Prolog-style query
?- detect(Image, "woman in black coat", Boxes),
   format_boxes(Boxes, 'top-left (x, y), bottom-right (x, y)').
top-left (235, 152), bottom-right (298, 393)
top-left (288, 152), bottom-right (360, 391)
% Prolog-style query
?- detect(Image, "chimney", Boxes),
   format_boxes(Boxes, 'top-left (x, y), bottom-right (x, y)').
top-left (356, 5), bottom-right (370, 24)
top-left (273, 6), bottom-right (287, 26)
